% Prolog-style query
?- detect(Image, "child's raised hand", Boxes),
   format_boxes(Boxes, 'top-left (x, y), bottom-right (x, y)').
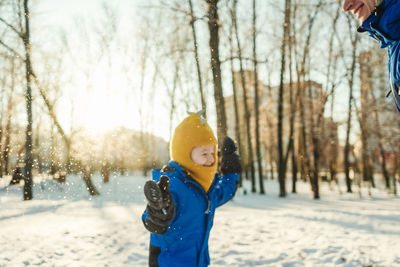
top-left (220, 136), bottom-right (242, 174)
top-left (144, 176), bottom-right (175, 228)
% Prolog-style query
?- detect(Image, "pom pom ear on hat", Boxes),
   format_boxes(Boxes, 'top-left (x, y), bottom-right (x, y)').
top-left (194, 110), bottom-right (207, 125)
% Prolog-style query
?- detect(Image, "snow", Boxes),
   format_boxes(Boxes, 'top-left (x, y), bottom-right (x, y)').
top-left (0, 174), bottom-right (399, 267)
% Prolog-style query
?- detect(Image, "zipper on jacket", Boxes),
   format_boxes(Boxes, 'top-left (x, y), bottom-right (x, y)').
top-left (168, 161), bottom-right (210, 209)
top-left (205, 200), bottom-right (210, 214)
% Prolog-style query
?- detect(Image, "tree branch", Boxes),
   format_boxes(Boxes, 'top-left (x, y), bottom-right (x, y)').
top-left (0, 38), bottom-right (24, 59)
top-left (0, 17), bottom-right (22, 37)
top-left (220, 56), bottom-right (268, 65)
top-left (30, 70), bottom-right (71, 148)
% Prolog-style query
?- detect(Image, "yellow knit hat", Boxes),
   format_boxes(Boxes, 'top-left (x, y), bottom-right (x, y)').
top-left (170, 112), bottom-right (217, 192)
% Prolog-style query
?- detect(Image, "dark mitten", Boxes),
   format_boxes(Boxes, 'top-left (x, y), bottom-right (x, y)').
top-left (143, 176), bottom-right (175, 234)
top-left (220, 136), bottom-right (242, 174)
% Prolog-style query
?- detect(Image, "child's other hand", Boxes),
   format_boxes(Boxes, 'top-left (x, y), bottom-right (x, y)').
top-left (144, 176), bottom-right (175, 226)
top-left (220, 136), bottom-right (242, 174)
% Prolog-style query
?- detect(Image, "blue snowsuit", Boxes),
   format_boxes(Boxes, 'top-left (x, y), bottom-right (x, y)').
top-left (358, 0), bottom-right (400, 111)
top-left (142, 161), bottom-right (239, 267)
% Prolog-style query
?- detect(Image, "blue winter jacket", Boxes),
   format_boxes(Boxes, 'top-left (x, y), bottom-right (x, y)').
top-left (358, 0), bottom-right (400, 111)
top-left (142, 161), bottom-right (239, 267)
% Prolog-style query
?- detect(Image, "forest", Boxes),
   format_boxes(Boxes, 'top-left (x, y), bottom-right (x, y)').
top-left (0, 0), bottom-right (399, 200)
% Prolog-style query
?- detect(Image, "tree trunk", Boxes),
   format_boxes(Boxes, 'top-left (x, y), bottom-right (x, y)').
top-left (311, 136), bottom-right (320, 199)
top-left (2, 56), bottom-right (14, 176)
top-left (291, 145), bottom-right (297, 193)
top-left (277, 0), bottom-right (291, 197)
top-left (35, 122), bottom-right (43, 173)
top-left (23, 0), bottom-right (33, 200)
top-left (326, 1), bottom-right (340, 192)
top-left (288, 4), bottom-right (298, 194)
top-left (101, 162), bottom-right (110, 183)
top-left (306, 80), bottom-right (319, 199)
top-left (288, 33), bottom-right (297, 194)
top-left (3, 109), bottom-right (11, 175)
top-left (167, 65), bottom-right (178, 139)
top-left (50, 127), bottom-right (58, 176)
top-left (229, 22), bottom-right (244, 187)
top-left (265, 79), bottom-right (275, 181)
top-left (252, 0), bottom-right (264, 194)
top-left (0, 118), bottom-right (2, 177)
top-left (378, 141), bottom-right (389, 188)
top-left (83, 167), bottom-right (99, 196)
top-left (359, 53), bottom-right (375, 189)
top-left (369, 88), bottom-right (390, 189)
top-left (344, 18), bottom-right (359, 194)
top-left (301, 3), bottom-right (323, 199)
top-left (207, 0), bottom-right (227, 145)
top-left (292, 1), bottom-right (311, 187)
top-left (393, 152), bottom-right (398, 195)
top-left (188, 0), bottom-right (206, 116)
top-left (232, 0), bottom-right (255, 192)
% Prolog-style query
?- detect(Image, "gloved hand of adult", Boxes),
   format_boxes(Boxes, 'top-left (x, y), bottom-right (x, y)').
top-left (144, 176), bottom-right (175, 231)
top-left (220, 136), bottom-right (242, 174)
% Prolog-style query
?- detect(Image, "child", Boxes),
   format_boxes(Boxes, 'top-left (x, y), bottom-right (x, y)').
top-left (142, 111), bottom-right (241, 267)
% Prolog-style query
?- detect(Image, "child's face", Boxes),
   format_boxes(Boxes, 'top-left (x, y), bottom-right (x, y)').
top-left (191, 145), bottom-right (215, 167)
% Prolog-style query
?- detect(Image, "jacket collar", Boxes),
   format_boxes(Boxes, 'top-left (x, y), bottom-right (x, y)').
top-left (357, 0), bottom-right (397, 48)
top-left (168, 161), bottom-right (208, 196)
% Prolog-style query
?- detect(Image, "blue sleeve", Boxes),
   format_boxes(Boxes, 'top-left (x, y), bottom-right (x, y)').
top-left (210, 173), bottom-right (239, 208)
top-left (142, 209), bottom-right (148, 220)
top-left (379, 0), bottom-right (400, 40)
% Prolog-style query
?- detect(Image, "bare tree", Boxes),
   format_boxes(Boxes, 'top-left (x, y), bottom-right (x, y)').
top-left (21, 0), bottom-right (33, 200)
top-left (305, 1), bottom-right (327, 200)
top-left (206, 0), bottom-right (227, 145)
top-left (391, 142), bottom-right (399, 195)
top-left (0, 57), bottom-right (4, 177)
top-left (359, 50), bottom-right (391, 190)
top-left (372, 94), bottom-right (390, 189)
top-left (83, 166), bottom-right (99, 196)
top-left (289, 4), bottom-right (298, 193)
top-left (227, 3), bottom-right (244, 187)
top-left (188, 0), bottom-right (206, 116)
top-left (252, 0), bottom-right (265, 194)
top-left (343, 14), bottom-right (360, 193)
top-left (2, 88), bottom-right (13, 176)
top-left (325, 0), bottom-right (341, 189)
top-left (358, 52), bottom-right (376, 189)
top-left (277, 0), bottom-right (291, 197)
top-left (232, 0), bottom-right (256, 192)
top-left (0, 0), bottom-right (73, 199)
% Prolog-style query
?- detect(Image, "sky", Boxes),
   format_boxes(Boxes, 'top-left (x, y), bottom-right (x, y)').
top-left (29, 0), bottom-right (170, 137)
top-left (29, 0), bottom-right (220, 142)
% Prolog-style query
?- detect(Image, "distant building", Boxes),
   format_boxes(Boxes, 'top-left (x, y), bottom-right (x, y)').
top-left (224, 70), bottom-right (339, 176)
top-left (357, 50), bottom-right (400, 173)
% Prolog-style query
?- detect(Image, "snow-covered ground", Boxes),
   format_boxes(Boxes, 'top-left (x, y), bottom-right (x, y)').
top-left (0, 173), bottom-right (399, 267)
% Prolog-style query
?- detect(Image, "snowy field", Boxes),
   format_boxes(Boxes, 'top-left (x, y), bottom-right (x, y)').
top-left (0, 173), bottom-right (399, 267)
